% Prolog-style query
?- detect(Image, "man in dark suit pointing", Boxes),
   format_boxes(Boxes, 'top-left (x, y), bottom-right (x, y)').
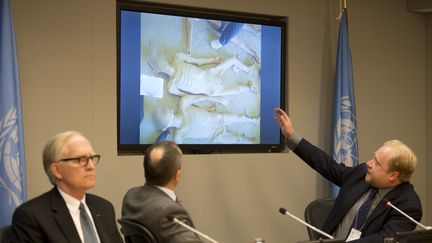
top-left (11, 131), bottom-right (123, 243)
top-left (274, 108), bottom-right (422, 243)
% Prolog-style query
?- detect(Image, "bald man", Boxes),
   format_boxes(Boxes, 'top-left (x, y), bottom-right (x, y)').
top-left (121, 141), bottom-right (202, 243)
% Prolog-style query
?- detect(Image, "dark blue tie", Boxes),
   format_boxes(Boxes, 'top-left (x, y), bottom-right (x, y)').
top-left (79, 203), bottom-right (98, 243)
top-left (351, 188), bottom-right (378, 230)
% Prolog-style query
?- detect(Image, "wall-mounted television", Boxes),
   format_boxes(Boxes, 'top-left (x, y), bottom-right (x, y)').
top-left (117, 0), bottom-right (287, 154)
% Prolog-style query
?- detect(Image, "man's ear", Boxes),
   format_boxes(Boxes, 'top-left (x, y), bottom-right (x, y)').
top-left (50, 163), bottom-right (62, 180)
top-left (175, 169), bottom-right (181, 182)
top-left (389, 171), bottom-right (400, 184)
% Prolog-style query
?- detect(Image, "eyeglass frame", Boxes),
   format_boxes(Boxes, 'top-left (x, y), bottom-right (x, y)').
top-left (56, 155), bottom-right (101, 167)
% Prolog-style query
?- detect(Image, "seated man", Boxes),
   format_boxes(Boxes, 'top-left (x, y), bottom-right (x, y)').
top-left (11, 131), bottom-right (123, 243)
top-left (274, 108), bottom-right (422, 242)
top-left (121, 141), bottom-right (202, 243)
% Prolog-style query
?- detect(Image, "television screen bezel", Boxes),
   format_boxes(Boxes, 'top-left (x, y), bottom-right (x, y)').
top-left (116, 0), bottom-right (288, 155)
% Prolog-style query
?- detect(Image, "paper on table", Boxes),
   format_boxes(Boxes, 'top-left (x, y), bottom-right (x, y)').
top-left (140, 74), bottom-right (164, 98)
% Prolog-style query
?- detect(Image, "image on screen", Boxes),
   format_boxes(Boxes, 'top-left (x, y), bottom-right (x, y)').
top-left (118, 4), bottom-right (285, 153)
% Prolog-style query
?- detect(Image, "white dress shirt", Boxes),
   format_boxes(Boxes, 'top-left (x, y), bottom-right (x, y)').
top-left (58, 188), bottom-right (101, 243)
top-left (156, 185), bottom-right (177, 202)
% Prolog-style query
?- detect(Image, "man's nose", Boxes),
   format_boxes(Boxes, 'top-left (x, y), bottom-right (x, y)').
top-left (86, 159), bottom-right (96, 169)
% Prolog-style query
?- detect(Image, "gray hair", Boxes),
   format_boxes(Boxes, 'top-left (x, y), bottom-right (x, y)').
top-left (42, 131), bottom-right (82, 185)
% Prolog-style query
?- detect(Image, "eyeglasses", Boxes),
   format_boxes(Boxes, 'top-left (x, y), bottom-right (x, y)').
top-left (58, 155), bottom-right (101, 167)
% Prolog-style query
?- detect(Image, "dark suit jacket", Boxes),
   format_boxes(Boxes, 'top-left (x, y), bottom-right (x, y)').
top-left (121, 183), bottom-right (202, 243)
top-left (11, 187), bottom-right (123, 243)
top-left (294, 138), bottom-right (422, 243)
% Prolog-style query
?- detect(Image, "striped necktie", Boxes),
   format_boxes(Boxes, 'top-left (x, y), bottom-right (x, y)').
top-left (79, 203), bottom-right (98, 243)
top-left (351, 188), bottom-right (378, 230)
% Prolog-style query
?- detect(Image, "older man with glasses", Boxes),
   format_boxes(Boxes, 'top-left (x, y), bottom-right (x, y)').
top-left (11, 131), bottom-right (123, 243)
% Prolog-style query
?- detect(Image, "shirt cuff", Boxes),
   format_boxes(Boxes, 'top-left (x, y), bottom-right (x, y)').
top-left (285, 132), bottom-right (302, 151)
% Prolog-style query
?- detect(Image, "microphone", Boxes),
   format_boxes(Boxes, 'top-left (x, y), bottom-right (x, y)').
top-left (167, 215), bottom-right (219, 243)
top-left (279, 207), bottom-right (334, 239)
top-left (384, 200), bottom-right (432, 230)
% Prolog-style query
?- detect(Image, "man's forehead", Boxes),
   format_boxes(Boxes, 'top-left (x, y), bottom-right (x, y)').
top-left (61, 134), bottom-right (93, 154)
top-left (375, 146), bottom-right (393, 162)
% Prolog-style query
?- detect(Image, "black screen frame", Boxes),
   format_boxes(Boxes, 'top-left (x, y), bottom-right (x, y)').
top-left (116, 0), bottom-right (288, 155)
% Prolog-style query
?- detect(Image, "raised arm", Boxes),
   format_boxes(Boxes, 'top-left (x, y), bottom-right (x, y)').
top-left (274, 108), bottom-right (294, 138)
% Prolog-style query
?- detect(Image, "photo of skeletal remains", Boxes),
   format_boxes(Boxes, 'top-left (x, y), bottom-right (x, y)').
top-left (139, 14), bottom-right (262, 144)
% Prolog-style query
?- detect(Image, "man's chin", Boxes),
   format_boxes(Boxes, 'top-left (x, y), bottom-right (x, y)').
top-left (84, 179), bottom-right (96, 189)
top-left (365, 174), bottom-right (371, 183)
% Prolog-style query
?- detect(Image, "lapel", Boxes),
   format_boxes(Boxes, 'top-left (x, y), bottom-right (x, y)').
top-left (333, 177), bottom-right (370, 226)
top-left (365, 183), bottom-right (408, 225)
top-left (49, 187), bottom-right (82, 243)
top-left (87, 195), bottom-right (107, 243)
top-left (325, 165), bottom-right (371, 233)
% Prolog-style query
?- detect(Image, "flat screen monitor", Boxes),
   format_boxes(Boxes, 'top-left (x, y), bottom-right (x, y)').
top-left (117, 0), bottom-right (287, 154)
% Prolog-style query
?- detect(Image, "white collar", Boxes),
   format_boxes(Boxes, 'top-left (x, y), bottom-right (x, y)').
top-left (57, 187), bottom-right (86, 212)
top-left (155, 185), bottom-right (177, 202)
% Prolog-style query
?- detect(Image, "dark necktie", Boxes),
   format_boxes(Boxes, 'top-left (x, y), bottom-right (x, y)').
top-left (351, 188), bottom-right (378, 230)
top-left (79, 203), bottom-right (98, 243)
